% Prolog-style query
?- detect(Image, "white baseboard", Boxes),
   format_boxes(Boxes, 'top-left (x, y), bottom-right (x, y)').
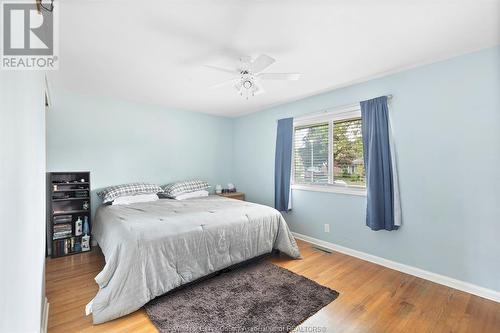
top-left (292, 232), bottom-right (500, 303)
top-left (41, 297), bottom-right (49, 333)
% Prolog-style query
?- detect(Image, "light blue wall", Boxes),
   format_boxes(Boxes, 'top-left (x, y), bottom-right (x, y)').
top-left (47, 91), bottom-right (233, 216)
top-left (232, 46), bottom-right (500, 291)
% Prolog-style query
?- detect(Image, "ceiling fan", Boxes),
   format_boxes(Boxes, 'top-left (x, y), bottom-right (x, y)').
top-left (207, 54), bottom-right (301, 99)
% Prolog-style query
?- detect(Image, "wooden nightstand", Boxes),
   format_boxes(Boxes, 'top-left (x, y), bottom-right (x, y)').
top-left (217, 192), bottom-right (245, 201)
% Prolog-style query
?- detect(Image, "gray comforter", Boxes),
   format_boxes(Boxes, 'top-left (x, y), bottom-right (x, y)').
top-left (89, 196), bottom-right (300, 324)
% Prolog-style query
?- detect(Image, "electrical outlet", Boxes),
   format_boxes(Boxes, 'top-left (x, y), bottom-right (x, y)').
top-left (324, 224), bottom-right (330, 233)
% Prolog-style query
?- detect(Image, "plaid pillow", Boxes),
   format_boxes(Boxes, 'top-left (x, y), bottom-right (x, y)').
top-left (97, 183), bottom-right (163, 203)
top-left (161, 180), bottom-right (209, 198)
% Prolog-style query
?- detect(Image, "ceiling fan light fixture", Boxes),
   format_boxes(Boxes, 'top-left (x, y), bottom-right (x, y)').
top-left (243, 80), bottom-right (253, 89)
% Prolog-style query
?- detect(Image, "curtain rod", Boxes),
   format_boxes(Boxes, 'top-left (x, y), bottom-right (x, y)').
top-left (277, 94), bottom-right (393, 123)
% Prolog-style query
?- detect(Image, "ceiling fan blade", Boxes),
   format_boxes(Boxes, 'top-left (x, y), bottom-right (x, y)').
top-left (257, 73), bottom-right (301, 80)
top-left (251, 54), bottom-right (275, 73)
top-left (253, 80), bottom-right (265, 95)
top-left (204, 65), bottom-right (239, 75)
top-left (210, 77), bottom-right (239, 89)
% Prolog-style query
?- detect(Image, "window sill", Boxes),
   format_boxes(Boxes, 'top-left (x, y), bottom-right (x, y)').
top-left (291, 184), bottom-right (367, 197)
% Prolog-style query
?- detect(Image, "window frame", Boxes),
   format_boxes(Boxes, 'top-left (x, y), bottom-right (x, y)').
top-left (291, 104), bottom-right (367, 196)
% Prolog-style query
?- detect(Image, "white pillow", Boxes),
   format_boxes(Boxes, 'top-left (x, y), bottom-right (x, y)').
top-left (112, 193), bottom-right (159, 205)
top-left (174, 190), bottom-right (209, 200)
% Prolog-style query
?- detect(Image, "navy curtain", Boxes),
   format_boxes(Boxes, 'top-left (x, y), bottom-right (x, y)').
top-left (275, 118), bottom-right (293, 212)
top-left (361, 96), bottom-right (398, 231)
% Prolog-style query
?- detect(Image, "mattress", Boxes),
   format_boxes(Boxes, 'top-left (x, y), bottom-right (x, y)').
top-left (88, 195), bottom-right (301, 324)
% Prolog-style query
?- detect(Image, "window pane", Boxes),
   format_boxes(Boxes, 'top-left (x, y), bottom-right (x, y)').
top-left (333, 118), bottom-right (365, 186)
top-left (293, 123), bottom-right (329, 184)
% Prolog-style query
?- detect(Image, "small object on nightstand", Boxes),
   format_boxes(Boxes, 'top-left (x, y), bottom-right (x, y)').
top-left (217, 192), bottom-right (245, 201)
top-left (215, 184), bottom-right (222, 194)
top-left (221, 183), bottom-right (236, 193)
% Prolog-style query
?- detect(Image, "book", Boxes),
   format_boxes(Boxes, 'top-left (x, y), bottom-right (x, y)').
top-left (54, 215), bottom-right (72, 224)
top-left (54, 224), bottom-right (71, 231)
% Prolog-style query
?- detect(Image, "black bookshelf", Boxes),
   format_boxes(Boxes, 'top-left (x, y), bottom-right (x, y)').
top-left (47, 172), bottom-right (92, 258)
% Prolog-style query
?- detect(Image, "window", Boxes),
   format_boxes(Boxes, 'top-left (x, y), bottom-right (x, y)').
top-left (332, 118), bottom-right (364, 186)
top-left (293, 123), bottom-right (330, 184)
top-left (292, 107), bottom-right (366, 193)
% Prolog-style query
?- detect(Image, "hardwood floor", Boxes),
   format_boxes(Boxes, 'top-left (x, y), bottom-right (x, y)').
top-left (46, 240), bottom-right (500, 332)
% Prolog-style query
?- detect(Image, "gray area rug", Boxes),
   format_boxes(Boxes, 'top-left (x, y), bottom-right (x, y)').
top-left (145, 259), bottom-right (339, 332)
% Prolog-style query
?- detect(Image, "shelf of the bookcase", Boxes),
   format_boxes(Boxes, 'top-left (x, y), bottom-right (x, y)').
top-left (52, 182), bottom-right (89, 185)
top-left (52, 197), bottom-right (90, 202)
top-left (52, 189), bottom-right (89, 192)
top-left (52, 235), bottom-right (83, 241)
top-left (53, 209), bottom-right (90, 215)
top-left (51, 236), bottom-right (91, 258)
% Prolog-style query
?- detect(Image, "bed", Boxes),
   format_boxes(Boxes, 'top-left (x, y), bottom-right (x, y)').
top-left (87, 195), bottom-right (301, 324)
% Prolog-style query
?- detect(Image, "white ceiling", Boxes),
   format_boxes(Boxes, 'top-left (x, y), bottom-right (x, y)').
top-left (49, 0), bottom-right (500, 117)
